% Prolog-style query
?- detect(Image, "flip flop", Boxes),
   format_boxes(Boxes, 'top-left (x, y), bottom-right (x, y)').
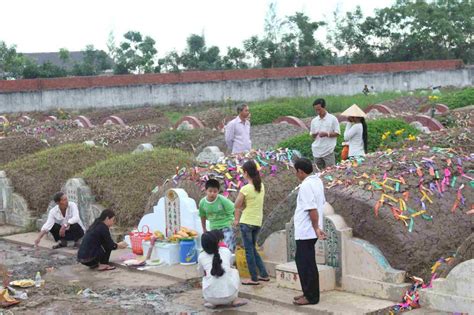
top-left (241, 280), bottom-right (260, 285)
top-left (258, 277), bottom-right (270, 282)
top-left (52, 243), bottom-right (67, 249)
top-left (231, 298), bottom-right (248, 307)
top-left (98, 266), bottom-right (116, 271)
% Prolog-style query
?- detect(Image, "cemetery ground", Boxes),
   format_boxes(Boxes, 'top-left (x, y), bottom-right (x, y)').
top-left (0, 87), bottom-right (473, 313)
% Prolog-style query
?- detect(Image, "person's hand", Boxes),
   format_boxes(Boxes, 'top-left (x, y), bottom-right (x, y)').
top-left (311, 132), bottom-right (319, 139)
top-left (59, 226), bottom-right (66, 238)
top-left (319, 131), bottom-right (328, 138)
top-left (316, 228), bottom-right (327, 240)
top-left (34, 238), bottom-right (41, 247)
top-left (232, 219), bottom-right (239, 228)
top-left (117, 241), bottom-right (128, 249)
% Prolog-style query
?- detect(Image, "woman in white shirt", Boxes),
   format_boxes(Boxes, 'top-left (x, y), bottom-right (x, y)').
top-left (341, 104), bottom-right (368, 158)
top-left (198, 230), bottom-right (248, 309)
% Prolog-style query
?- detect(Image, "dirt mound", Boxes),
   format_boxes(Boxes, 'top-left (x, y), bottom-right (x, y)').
top-left (145, 149), bottom-right (300, 221)
top-left (3, 144), bottom-right (113, 216)
top-left (321, 147), bottom-right (473, 278)
top-left (194, 107), bottom-right (231, 129)
top-left (0, 136), bottom-right (48, 166)
top-left (380, 96), bottom-right (429, 112)
top-left (153, 128), bottom-right (221, 153)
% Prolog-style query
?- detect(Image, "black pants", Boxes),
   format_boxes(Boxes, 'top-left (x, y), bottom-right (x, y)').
top-left (81, 248), bottom-right (112, 268)
top-left (50, 223), bottom-right (84, 242)
top-left (295, 238), bottom-right (319, 304)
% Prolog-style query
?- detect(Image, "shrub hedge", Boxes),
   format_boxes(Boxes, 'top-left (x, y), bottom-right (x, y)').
top-left (438, 88), bottom-right (474, 110)
top-left (278, 119), bottom-right (420, 160)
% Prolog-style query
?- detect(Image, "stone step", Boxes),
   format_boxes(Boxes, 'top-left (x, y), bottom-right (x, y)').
top-left (276, 261), bottom-right (336, 292)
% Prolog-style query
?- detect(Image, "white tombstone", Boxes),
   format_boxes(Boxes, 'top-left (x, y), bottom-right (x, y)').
top-left (410, 121), bottom-right (431, 134)
top-left (138, 188), bottom-right (204, 237)
top-left (177, 121), bottom-right (194, 131)
top-left (196, 146), bottom-right (224, 164)
top-left (133, 143), bottom-right (154, 154)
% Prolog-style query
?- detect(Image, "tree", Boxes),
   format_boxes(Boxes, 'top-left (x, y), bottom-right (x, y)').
top-left (71, 45), bottom-right (112, 76)
top-left (0, 41), bottom-right (26, 79)
top-left (222, 47), bottom-right (248, 69)
top-left (329, 0), bottom-right (474, 64)
top-left (114, 31), bottom-right (158, 74)
top-left (59, 48), bottom-right (70, 64)
top-left (180, 34), bottom-right (222, 70)
top-left (157, 50), bottom-right (181, 73)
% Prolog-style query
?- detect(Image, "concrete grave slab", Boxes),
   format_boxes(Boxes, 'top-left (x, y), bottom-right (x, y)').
top-left (174, 116), bottom-right (204, 130)
top-left (273, 116), bottom-right (308, 130)
top-left (74, 115), bottom-right (94, 128)
top-left (103, 115), bottom-right (126, 127)
top-left (196, 146), bottom-right (224, 164)
top-left (133, 143), bottom-right (154, 154)
top-left (420, 259), bottom-right (474, 313)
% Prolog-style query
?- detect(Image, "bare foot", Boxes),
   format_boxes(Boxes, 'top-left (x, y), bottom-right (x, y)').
top-left (97, 264), bottom-right (116, 271)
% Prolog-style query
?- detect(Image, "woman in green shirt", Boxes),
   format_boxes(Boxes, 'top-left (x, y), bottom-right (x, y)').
top-left (233, 160), bottom-right (270, 285)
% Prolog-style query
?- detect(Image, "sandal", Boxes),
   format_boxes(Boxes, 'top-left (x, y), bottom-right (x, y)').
top-left (52, 241), bottom-right (67, 249)
top-left (293, 296), bottom-right (318, 305)
top-left (98, 265), bottom-right (116, 271)
top-left (293, 294), bottom-right (304, 301)
top-left (241, 280), bottom-right (260, 285)
top-left (231, 298), bottom-right (248, 307)
top-left (258, 277), bottom-right (270, 282)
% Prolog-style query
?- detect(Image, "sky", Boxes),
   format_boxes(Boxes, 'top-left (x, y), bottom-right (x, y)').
top-left (0, 0), bottom-right (393, 55)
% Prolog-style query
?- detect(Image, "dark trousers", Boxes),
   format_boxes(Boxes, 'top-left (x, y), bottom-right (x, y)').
top-left (50, 223), bottom-right (84, 242)
top-left (295, 238), bottom-right (319, 304)
top-left (81, 248), bottom-right (112, 268)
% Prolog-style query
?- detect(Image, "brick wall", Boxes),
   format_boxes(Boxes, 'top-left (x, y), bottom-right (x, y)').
top-left (0, 60), bottom-right (463, 93)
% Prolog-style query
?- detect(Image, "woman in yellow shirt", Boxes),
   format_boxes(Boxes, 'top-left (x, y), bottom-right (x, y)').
top-left (233, 160), bottom-right (270, 285)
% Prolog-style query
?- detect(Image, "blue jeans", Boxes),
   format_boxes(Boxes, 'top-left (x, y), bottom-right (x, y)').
top-left (240, 223), bottom-right (268, 282)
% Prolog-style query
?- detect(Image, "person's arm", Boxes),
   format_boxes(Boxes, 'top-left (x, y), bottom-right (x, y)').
top-left (200, 216), bottom-right (207, 233)
top-left (310, 120), bottom-right (319, 139)
top-left (198, 199), bottom-right (208, 233)
top-left (309, 209), bottom-right (327, 240)
top-left (67, 202), bottom-right (81, 226)
top-left (224, 120), bottom-right (235, 151)
top-left (99, 224), bottom-right (119, 252)
top-left (344, 123), bottom-right (359, 141)
top-left (222, 195), bottom-right (235, 220)
top-left (197, 255), bottom-right (206, 276)
top-left (35, 209), bottom-right (55, 246)
top-left (233, 192), bottom-right (245, 227)
top-left (320, 118), bottom-right (340, 138)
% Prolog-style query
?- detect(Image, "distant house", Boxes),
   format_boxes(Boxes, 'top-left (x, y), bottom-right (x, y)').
top-left (23, 51), bottom-right (114, 72)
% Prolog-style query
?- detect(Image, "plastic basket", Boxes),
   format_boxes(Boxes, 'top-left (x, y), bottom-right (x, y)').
top-left (129, 225), bottom-right (152, 255)
top-left (235, 245), bottom-right (265, 278)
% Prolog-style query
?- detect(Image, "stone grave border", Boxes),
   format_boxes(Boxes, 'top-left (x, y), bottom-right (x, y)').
top-left (174, 116), bottom-right (205, 130)
top-left (273, 116), bottom-right (308, 130)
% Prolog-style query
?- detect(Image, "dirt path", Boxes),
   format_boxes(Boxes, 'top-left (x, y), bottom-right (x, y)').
top-left (0, 241), bottom-right (307, 314)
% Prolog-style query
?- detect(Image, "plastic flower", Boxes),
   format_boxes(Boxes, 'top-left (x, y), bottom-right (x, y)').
top-left (408, 134), bottom-right (416, 141)
top-left (395, 129), bottom-right (405, 136)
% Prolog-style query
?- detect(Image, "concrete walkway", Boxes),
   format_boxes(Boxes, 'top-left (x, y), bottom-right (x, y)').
top-left (3, 232), bottom-right (400, 314)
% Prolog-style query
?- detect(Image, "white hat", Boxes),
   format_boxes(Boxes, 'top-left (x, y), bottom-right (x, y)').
top-left (341, 104), bottom-right (367, 118)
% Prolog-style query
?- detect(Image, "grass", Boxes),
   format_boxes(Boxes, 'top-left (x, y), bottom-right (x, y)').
top-left (80, 148), bottom-right (193, 228)
top-left (438, 87), bottom-right (474, 109)
top-left (278, 118), bottom-right (420, 160)
top-left (3, 144), bottom-right (113, 215)
top-left (153, 129), bottom-right (221, 152)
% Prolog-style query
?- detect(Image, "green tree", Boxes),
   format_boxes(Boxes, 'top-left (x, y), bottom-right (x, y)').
top-left (59, 48), bottom-right (70, 65)
top-left (0, 41), bottom-right (26, 79)
top-left (180, 34), bottom-right (222, 70)
top-left (222, 47), bottom-right (248, 69)
top-left (114, 31), bottom-right (158, 74)
top-left (157, 50), bottom-right (181, 73)
top-left (72, 45), bottom-right (112, 76)
top-left (329, 0), bottom-right (474, 63)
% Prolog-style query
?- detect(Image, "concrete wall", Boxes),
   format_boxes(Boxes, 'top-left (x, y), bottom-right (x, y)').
top-left (0, 61), bottom-right (472, 113)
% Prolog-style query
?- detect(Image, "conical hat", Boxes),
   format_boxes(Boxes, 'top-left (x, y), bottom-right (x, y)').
top-left (341, 104), bottom-right (367, 117)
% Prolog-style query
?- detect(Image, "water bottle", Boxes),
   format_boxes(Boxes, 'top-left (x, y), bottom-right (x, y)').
top-left (35, 271), bottom-right (42, 287)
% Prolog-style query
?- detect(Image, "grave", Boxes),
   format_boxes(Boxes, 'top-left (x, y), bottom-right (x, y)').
top-left (273, 116), bottom-right (308, 130)
top-left (196, 146), bottom-right (224, 164)
top-left (103, 115), bottom-right (126, 127)
top-left (269, 202), bottom-right (410, 300)
top-left (420, 259), bottom-right (474, 313)
top-left (44, 115), bottom-right (57, 122)
top-left (74, 115), bottom-right (94, 128)
top-left (0, 171), bottom-right (35, 228)
top-left (174, 116), bottom-right (205, 130)
top-left (0, 116), bottom-right (9, 125)
top-left (19, 115), bottom-right (32, 124)
top-left (138, 188), bottom-right (204, 237)
top-left (133, 143), bottom-right (154, 154)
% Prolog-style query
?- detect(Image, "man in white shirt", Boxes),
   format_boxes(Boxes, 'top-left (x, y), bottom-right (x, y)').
top-left (310, 98), bottom-right (340, 170)
top-left (35, 192), bottom-right (85, 249)
top-left (292, 158), bottom-right (327, 306)
top-left (224, 104), bottom-right (251, 154)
